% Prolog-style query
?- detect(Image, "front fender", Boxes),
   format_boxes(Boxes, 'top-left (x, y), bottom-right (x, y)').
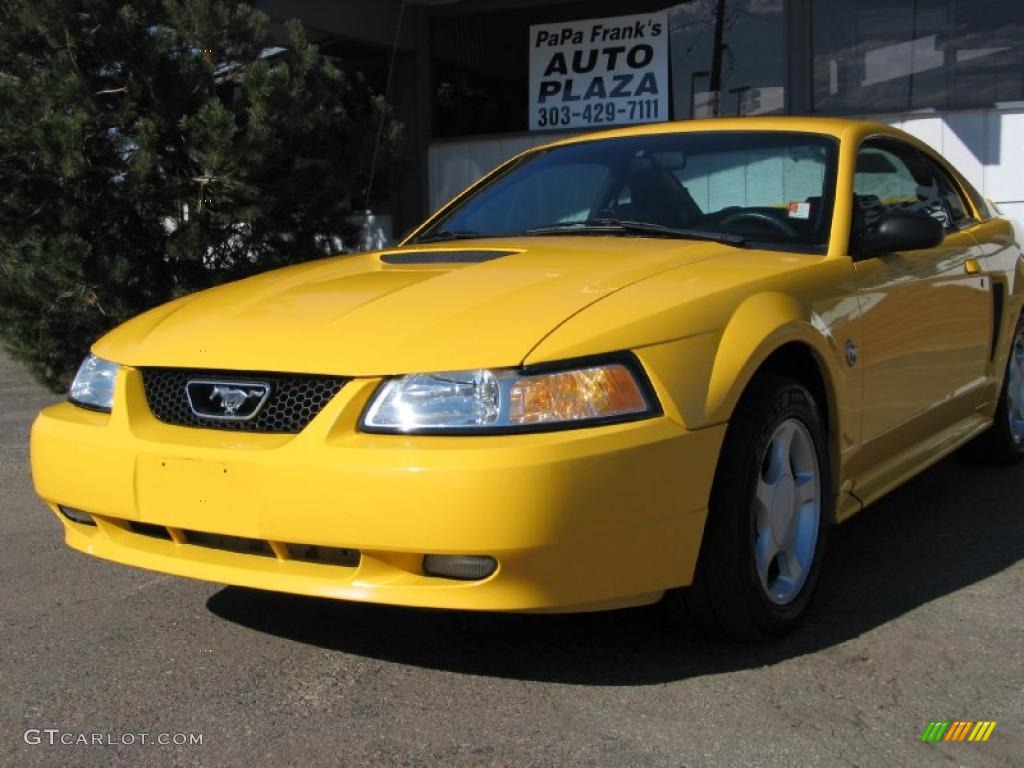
top-left (703, 292), bottom-right (839, 425)
top-left (629, 292), bottom-right (844, 433)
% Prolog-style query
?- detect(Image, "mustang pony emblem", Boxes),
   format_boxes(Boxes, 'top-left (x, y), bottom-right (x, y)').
top-left (184, 380), bottom-right (271, 421)
top-left (210, 386), bottom-right (264, 415)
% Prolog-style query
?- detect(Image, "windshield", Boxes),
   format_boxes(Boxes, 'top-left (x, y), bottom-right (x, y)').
top-left (415, 131), bottom-right (838, 251)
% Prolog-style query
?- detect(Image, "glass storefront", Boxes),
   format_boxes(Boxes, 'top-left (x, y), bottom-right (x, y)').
top-left (429, 0), bottom-right (1024, 139)
top-left (812, 0), bottom-right (1024, 115)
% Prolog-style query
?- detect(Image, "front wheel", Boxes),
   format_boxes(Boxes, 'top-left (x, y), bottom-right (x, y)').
top-left (964, 313), bottom-right (1024, 464)
top-left (671, 374), bottom-right (832, 641)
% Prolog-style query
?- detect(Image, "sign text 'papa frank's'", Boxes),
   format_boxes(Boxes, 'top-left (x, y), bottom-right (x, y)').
top-left (529, 11), bottom-right (669, 131)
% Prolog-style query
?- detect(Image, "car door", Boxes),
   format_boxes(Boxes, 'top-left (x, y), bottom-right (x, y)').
top-left (851, 138), bottom-right (991, 451)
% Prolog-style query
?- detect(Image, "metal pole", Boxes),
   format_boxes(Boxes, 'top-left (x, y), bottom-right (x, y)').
top-left (365, 0), bottom-right (406, 213)
top-left (709, 0), bottom-right (727, 117)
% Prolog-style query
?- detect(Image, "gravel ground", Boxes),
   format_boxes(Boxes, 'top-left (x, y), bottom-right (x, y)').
top-left (0, 347), bottom-right (1021, 767)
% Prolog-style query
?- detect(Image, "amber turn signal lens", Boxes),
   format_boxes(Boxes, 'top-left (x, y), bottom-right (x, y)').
top-left (508, 364), bottom-right (648, 425)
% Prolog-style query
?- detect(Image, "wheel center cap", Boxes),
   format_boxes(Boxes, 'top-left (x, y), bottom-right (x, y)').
top-left (771, 474), bottom-right (797, 545)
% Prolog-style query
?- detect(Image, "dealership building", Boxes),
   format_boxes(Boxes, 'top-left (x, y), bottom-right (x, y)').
top-left (255, 0), bottom-right (1024, 236)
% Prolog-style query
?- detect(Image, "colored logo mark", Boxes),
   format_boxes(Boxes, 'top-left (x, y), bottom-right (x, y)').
top-left (921, 721), bottom-right (997, 742)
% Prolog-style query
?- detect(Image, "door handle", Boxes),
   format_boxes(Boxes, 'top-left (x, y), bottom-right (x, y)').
top-left (964, 258), bottom-right (981, 275)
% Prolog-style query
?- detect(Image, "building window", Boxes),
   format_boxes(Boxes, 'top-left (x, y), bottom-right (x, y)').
top-left (813, 0), bottom-right (1024, 115)
top-left (430, 13), bottom-right (528, 138)
top-left (669, 0), bottom-right (786, 118)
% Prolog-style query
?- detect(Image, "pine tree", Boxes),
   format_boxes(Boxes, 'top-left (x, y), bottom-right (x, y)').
top-left (0, 0), bottom-right (404, 390)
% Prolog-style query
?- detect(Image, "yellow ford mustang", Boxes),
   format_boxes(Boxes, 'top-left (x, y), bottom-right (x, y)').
top-left (30, 117), bottom-right (1024, 639)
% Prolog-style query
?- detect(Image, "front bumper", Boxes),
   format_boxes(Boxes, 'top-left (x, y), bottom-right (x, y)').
top-left (30, 367), bottom-right (724, 612)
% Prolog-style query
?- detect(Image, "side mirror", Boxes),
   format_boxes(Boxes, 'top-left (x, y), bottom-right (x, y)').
top-left (856, 209), bottom-right (944, 259)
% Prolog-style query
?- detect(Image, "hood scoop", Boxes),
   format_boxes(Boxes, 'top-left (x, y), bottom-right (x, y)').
top-left (380, 249), bottom-right (515, 265)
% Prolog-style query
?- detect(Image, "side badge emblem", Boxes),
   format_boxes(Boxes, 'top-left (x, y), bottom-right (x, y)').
top-left (845, 339), bottom-right (859, 367)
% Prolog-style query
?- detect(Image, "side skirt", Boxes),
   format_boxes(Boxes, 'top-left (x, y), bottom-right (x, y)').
top-left (836, 412), bottom-right (992, 522)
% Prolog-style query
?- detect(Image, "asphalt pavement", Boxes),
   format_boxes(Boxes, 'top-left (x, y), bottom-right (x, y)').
top-left (0, 347), bottom-right (1021, 767)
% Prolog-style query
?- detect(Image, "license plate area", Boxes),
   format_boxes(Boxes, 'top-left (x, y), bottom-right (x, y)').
top-left (135, 455), bottom-right (260, 537)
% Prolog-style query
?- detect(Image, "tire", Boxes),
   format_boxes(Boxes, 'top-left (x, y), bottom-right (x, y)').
top-left (668, 374), bottom-right (833, 641)
top-left (963, 313), bottom-right (1024, 464)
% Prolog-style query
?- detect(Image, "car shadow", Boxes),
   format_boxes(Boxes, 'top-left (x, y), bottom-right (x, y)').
top-left (206, 453), bottom-right (1024, 685)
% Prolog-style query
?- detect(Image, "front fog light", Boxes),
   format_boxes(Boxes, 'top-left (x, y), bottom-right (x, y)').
top-left (68, 354), bottom-right (119, 412)
top-left (58, 505), bottom-right (96, 525)
top-left (423, 555), bottom-right (498, 581)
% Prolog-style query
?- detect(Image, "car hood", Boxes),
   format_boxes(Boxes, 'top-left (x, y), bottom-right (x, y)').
top-left (94, 237), bottom-right (730, 375)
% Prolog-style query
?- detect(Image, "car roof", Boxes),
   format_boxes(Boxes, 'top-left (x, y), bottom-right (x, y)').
top-left (536, 116), bottom-right (898, 151)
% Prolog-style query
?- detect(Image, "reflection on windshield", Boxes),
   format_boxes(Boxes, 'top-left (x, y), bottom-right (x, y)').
top-left (415, 131), bottom-right (838, 251)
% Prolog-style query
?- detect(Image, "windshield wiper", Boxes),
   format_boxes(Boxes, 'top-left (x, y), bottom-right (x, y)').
top-left (412, 229), bottom-right (490, 244)
top-left (524, 218), bottom-right (747, 247)
top-left (411, 228), bottom-right (479, 243)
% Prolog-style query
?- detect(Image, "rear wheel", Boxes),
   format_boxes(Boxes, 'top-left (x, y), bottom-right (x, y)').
top-left (966, 313), bottom-right (1024, 464)
top-left (670, 374), bottom-right (832, 641)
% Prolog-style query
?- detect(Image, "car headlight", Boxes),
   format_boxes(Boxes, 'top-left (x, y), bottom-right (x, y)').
top-left (361, 358), bottom-right (657, 434)
top-left (68, 354), bottom-right (119, 413)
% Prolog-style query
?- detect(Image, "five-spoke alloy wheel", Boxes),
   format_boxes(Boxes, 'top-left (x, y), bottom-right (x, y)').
top-left (674, 374), bottom-right (832, 641)
top-left (754, 418), bottom-right (822, 606)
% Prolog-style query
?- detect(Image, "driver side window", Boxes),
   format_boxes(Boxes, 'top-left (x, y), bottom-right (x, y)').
top-left (854, 139), bottom-right (956, 234)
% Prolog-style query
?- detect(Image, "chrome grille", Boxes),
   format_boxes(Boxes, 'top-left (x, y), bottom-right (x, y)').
top-left (139, 368), bottom-right (346, 433)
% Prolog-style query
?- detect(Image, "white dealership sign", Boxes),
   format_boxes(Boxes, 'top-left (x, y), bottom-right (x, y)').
top-left (528, 11), bottom-right (669, 132)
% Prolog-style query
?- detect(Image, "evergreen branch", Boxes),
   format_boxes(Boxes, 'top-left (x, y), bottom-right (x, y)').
top-left (64, 26), bottom-right (84, 82)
